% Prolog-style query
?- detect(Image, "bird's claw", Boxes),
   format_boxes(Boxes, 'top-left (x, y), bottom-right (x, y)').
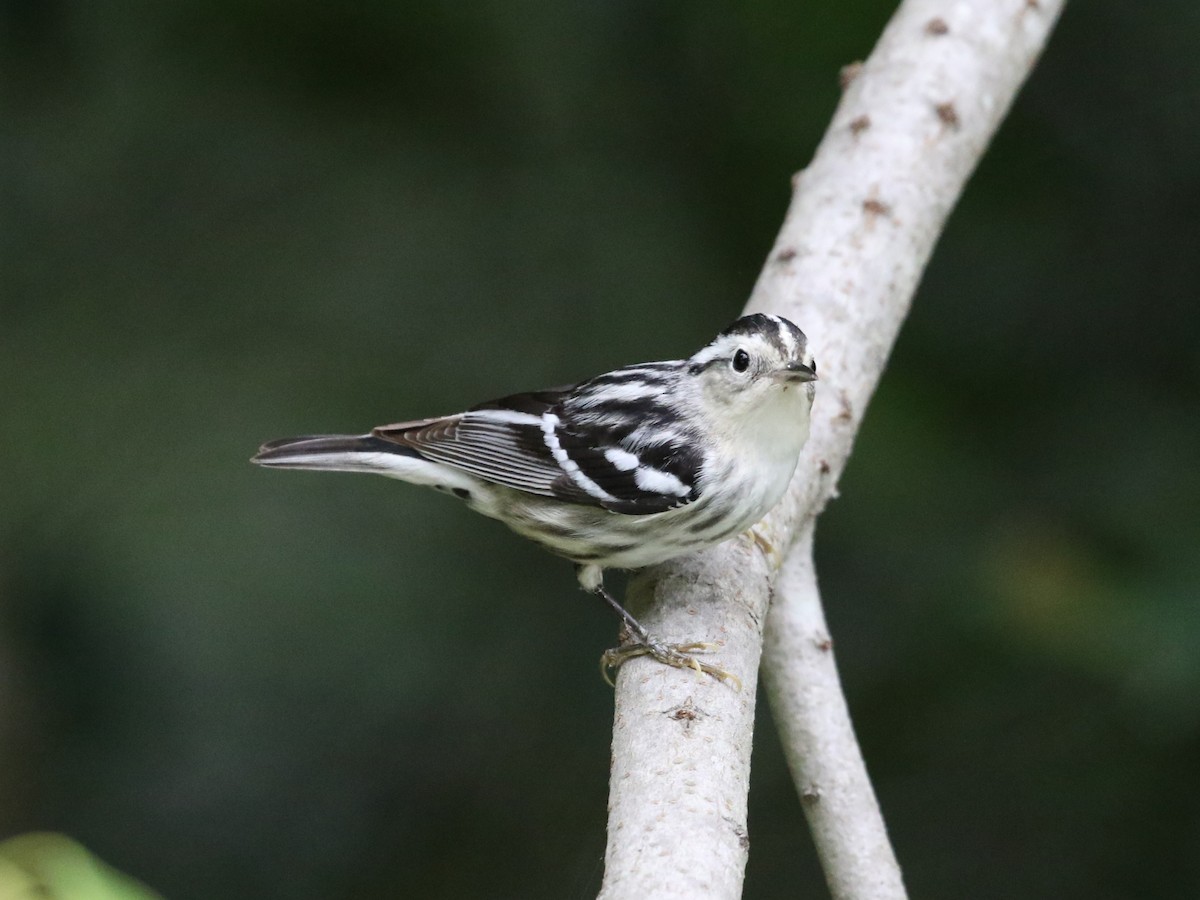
top-left (748, 526), bottom-right (779, 565)
top-left (600, 640), bottom-right (741, 690)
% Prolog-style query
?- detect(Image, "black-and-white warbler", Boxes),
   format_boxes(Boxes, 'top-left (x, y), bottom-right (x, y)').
top-left (253, 313), bottom-right (816, 683)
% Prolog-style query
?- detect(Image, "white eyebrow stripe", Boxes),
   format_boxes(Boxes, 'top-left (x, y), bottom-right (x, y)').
top-left (688, 344), bottom-right (723, 368)
top-left (541, 413), bottom-right (617, 502)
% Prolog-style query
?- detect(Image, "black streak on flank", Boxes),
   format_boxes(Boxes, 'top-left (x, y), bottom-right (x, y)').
top-left (687, 509), bottom-right (733, 535)
top-left (599, 543), bottom-right (640, 557)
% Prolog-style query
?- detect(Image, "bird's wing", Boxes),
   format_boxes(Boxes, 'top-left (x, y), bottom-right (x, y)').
top-left (372, 390), bottom-right (573, 498)
top-left (373, 375), bottom-right (704, 516)
top-left (548, 367), bottom-right (704, 514)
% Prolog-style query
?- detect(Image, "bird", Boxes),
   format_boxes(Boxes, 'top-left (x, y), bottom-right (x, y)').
top-left (252, 313), bottom-right (816, 685)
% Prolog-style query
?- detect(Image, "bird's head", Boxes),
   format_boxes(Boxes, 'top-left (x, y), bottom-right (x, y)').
top-left (687, 314), bottom-right (817, 422)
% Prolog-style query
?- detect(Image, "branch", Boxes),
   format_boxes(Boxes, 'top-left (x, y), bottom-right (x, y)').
top-left (600, 2), bottom-right (1065, 898)
top-left (763, 526), bottom-right (906, 899)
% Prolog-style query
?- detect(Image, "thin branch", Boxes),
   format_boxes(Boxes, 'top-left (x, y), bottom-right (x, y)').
top-left (763, 527), bottom-right (906, 899)
top-left (600, 2), bottom-right (1065, 898)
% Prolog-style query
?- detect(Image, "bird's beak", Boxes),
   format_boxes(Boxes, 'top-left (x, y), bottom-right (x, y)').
top-left (778, 361), bottom-right (817, 383)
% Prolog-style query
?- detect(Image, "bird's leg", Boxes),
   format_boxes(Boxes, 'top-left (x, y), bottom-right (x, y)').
top-left (575, 565), bottom-right (740, 690)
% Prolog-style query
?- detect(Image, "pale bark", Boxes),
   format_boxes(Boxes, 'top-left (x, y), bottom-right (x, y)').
top-left (600, 2), bottom-right (1066, 898)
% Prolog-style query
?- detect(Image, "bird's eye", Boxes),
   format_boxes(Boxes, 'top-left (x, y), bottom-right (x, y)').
top-left (732, 349), bottom-right (750, 373)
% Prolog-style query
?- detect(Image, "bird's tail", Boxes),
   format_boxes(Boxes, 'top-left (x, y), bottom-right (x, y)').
top-left (251, 434), bottom-right (420, 474)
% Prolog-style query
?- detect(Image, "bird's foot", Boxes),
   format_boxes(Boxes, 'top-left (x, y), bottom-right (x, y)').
top-left (748, 526), bottom-right (780, 565)
top-left (600, 639), bottom-right (741, 690)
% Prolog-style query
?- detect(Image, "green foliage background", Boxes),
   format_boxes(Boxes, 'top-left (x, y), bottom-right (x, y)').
top-left (3, 2), bottom-right (1198, 897)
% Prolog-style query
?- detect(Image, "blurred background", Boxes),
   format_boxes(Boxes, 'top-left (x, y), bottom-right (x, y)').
top-left (2, 1), bottom-right (1198, 897)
